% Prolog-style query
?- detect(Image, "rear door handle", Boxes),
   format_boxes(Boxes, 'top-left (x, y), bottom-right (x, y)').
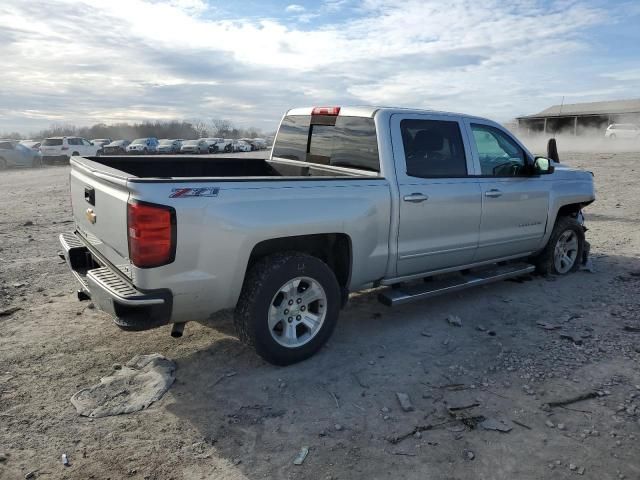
top-left (403, 193), bottom-right (429, 203)
top-left (484, 189), bottom-right (502, 198)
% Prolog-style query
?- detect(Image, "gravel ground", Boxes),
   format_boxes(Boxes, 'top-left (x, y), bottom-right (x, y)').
top-left (1, 151), bottom-right (639, 480)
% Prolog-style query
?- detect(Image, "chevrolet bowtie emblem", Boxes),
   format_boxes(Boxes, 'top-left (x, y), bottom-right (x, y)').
top-left (85, 208), bottom-right (97, 224)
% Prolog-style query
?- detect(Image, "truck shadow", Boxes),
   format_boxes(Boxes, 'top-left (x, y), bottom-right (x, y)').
top-left (164, 253), bottom-right (640, 478)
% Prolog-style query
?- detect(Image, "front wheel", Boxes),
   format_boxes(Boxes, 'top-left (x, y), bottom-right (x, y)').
top-left (533, 216), bottom-right (585, 275)
top-left (234, 252), bottom-right (341, 365)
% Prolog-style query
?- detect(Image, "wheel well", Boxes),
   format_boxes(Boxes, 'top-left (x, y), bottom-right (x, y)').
top-left (556, 202), bottom-right (590, 220)
top-left (247, 234), bottom-right (352, 289)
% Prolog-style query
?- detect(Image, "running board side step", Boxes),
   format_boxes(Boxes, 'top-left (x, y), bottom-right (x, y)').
top-left (378, 263), bottom-right (535, 307)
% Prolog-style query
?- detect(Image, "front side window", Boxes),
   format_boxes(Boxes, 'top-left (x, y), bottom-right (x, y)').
top-left (471, 124), bottom-right (526, 176)
top-left (400, 119), bottom-right (467, 177)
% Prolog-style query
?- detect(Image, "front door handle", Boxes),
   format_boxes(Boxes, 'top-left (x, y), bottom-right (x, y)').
top-left (484, 189), bottom-right (502, 198)
top-left (403, 193), bottom-right (429, 203)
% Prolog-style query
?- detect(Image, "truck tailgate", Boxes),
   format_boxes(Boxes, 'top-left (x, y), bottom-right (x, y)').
top-left (70, 162), bottom-right (131, 275)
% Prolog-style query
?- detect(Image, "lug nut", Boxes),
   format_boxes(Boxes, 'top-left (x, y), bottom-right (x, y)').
top-left (296, 315), bottom-right (301, 320)
top-left (288, 317), bottom-right (293, 322)
top-left (296, 298), bottom-right (302, 304)
top-left (288, 300), bottom-right (294, 305)
top-left (284, 309), bottom-right (289, 314)
top-left (301, 306), bottom-right (306, 311)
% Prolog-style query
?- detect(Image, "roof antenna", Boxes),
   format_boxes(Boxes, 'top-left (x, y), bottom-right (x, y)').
top-left (547, 96), bottom-right (563, 163)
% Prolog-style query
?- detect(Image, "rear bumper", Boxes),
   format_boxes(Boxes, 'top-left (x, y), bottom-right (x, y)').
top-left (59, 231), bottom-right (173, 331)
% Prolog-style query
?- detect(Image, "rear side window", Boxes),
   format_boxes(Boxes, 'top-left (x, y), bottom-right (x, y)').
top-left (43, 138), bottom-right (63, 146)
top-left (273, 115), bottom-right (380, 172)
top-left (400, 119), bottom-right (467, 177)
top-left (0, 142), bottom-right (14, 149)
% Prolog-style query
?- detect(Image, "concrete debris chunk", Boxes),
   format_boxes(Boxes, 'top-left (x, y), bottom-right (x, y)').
top-left (0, 306), bottom-right (21, 317)
top-left (446, 315), bottom-right (462, 327)
top-left (396, 392), bottom-right (414, 412)
top-left (70, 353), bottom-right (175, 418)
top-left (479, 418), bottom-right (513, 432)
top-left (293, 446), bottom-right (309, 465)
top-left (537, 322), bottom-right (561, 330)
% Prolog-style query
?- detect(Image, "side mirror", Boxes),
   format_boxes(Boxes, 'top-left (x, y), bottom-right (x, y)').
top-left (534, 156), bottom-right (554, 174)
top-left (547, 138), bottom-right (559, 163)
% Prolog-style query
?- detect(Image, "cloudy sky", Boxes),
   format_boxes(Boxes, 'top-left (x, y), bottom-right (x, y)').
top-left (1, 0), bottom-right (639, 134)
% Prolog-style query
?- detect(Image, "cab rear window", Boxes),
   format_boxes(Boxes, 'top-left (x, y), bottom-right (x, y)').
top-left (273, 115), bottom-right (380, 172)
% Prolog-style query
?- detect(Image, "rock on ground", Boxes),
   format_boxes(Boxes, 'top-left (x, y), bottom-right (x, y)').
top-left (70, 354), bottom-right (175, 418)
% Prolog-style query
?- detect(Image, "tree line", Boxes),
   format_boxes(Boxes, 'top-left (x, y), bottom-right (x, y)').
top-left (3, 119), bottom-right (271, 141)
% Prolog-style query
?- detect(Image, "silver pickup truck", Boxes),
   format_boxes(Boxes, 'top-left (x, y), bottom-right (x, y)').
top-left (60, 106), bottom-right (595, 365)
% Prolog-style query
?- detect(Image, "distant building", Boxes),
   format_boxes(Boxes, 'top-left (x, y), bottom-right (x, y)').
top-left (517, 99), bottom-right (640, 135)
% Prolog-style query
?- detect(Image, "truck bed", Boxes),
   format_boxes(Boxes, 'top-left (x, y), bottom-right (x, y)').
top-left (89, 155), bottom-right (374, 179)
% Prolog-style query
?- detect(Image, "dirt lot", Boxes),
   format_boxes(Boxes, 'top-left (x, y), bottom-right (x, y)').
top-left (1, 152), bottom-right (640, 480)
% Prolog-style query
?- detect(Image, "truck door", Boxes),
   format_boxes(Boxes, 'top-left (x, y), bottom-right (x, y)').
top-left (391, 113), bottom-right (482, 276)
top-left (464, 120), bottom-right (550, 261)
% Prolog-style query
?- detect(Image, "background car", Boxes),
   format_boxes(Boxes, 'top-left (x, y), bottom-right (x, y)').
top-left (0, 139), bottom-right (43, 168)
top-left (235, 140), bottom-right (252, 152)
top-left (213, 138), bottom-right (233, 153)
top-left (90, 138), bottom-right (112, 149)
top-left (605, 123), bottom-right (640, 140)
top-left (180, 139), bottom-right (209, 154)
top-left (40, 136), bottom-right (100, 163)
top-left (102, 140), bottom-right (130, 155)
top-left (251, 138), bottom-right (267, 150)
top-left (20, 140), bottom-right (41, 151)
top-left (201, 137), bottom-right (223, 153)
top-left (126, 138), bottom-right (159, 154)
top-left (157, 139), bottom-right (182, 154)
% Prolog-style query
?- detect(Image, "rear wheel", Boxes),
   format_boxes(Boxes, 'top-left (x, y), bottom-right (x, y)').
top-left (32, 156), bottom-right (43, 168)
top-left (533, 216), bottom-right (584, 275)
top-left (234, 252), bottom-right (341, 365)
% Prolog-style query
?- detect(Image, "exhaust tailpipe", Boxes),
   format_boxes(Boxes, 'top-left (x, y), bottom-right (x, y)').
top-left (171, 322), bottom-right (186, 338)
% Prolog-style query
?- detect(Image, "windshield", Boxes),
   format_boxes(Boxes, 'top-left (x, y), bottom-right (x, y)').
top-left (131, 138), bottom-right (147, 145)
top-left (183, 140), bottom-right (198, 145)
top-left (159, 140), bottom-right (173, 145)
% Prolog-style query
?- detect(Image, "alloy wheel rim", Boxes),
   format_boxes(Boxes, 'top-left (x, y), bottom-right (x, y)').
top-left (554, 230), bottom-right (578, 273)
top-left (268, 276), bottom-right (327, 348)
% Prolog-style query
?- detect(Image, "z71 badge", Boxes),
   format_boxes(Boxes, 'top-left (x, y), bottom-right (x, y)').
top-left (169, 187), bottom-right (219, 198)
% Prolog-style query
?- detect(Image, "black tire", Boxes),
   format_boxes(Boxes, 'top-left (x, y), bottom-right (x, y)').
top-left (71, 151), bottom-right (79, 156)
top-left (32, 156), bottom-right (43, 168)
top-left (234, 252), bottom-right (341, 366)
top-left (143, 148), bottom-right (148, 154)
top-left (533, 216), bottom-right (585, 275)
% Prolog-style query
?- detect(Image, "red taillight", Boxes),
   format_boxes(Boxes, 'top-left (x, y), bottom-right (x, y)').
top-left (312, 106), bottom-right (340, 116)
top-left (127, 201), bottom-right (176, 268)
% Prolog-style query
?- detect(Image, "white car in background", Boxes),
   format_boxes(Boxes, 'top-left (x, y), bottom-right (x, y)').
top-left (235, 140), bottom-right (252, 152)
top-left (180, 139), bottom-right (209, 154)
top-left (40, 136), bottom-right (100, 164)
top-left (605, 124), bottom-right (640, 140)
top-left (214, 138), bottom-right (233, 153)
top-left (201, 138), bottom-right (223, 153)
